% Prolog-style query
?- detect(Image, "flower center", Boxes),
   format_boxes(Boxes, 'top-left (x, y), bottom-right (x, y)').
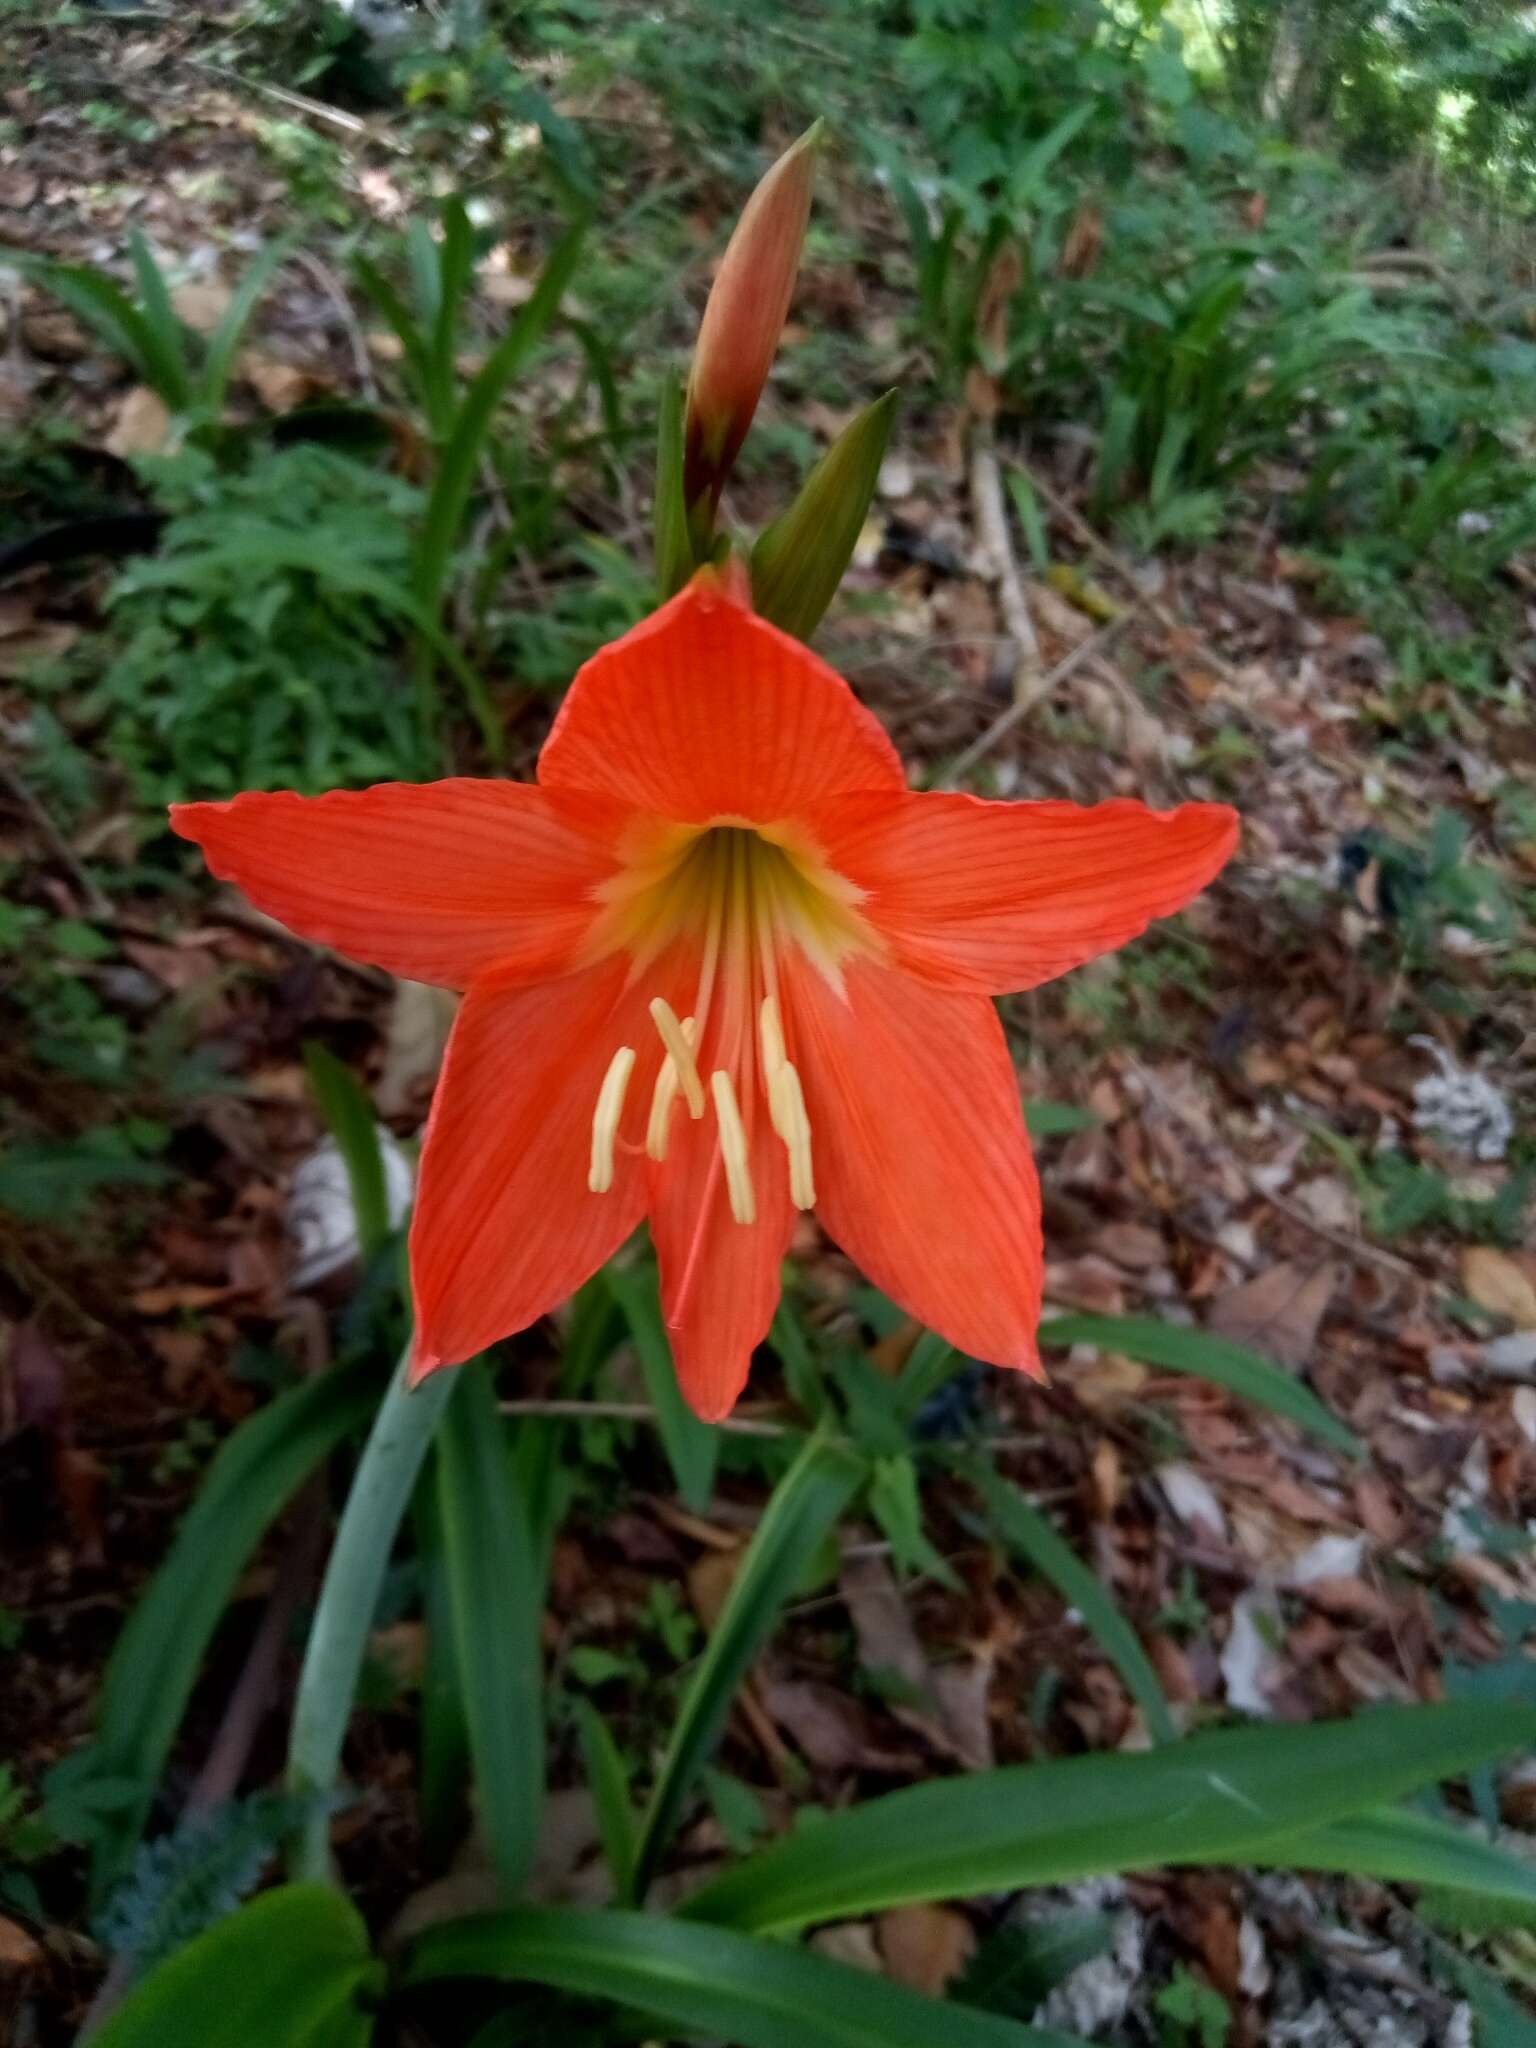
top-left (584, 822), bottom-right (874, 1224)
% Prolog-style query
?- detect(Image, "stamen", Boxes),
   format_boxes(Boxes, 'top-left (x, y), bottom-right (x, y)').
top-left (770, 1060), bottom-right (815, 1208)
top-left (588, 1045), bottom-right (636, 1193)
top-left (758, 992), bottom-right (786, 1081)
top-left (710, 1069), bottom-right (756, 1225)
top-left (649, 997), bottom-right (705, 1116)
top-left (645, 1016), bottom-right (698, 1162)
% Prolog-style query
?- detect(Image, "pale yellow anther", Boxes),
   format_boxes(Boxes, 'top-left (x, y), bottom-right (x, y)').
top-left (710, 1069), bottom-right (756, 1225)
top-left (588, 1045), bottom-right (636, 1193)
top-left (770, 1060), bottom-right (815, 1209)
top-left (758, 992), bottom-right (786, 1080)
top-left (645, 1015), bottom-right (699, 1162)
top-left (645, 1059), bottom-right (681, 1163)
top-left (650, 998), bottom-right (705, 1116)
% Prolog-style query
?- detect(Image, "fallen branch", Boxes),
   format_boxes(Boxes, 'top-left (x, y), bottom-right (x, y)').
top-left (969, 416), bottom-right (1042, 692)
top-left (936, 613), bottom-right (1132, 787)
top-left (1014, 458), bottom-right (1248, 690)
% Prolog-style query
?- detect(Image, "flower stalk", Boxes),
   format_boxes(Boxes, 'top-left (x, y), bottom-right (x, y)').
top-left (287, 1345), bottom-right (458, 1883)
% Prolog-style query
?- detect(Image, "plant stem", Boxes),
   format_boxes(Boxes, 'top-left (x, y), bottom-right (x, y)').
top-left (287, 1346), bottom-right (457, 1883)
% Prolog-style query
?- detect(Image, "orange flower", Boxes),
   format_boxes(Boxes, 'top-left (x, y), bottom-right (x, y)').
top-left (171, 577), bottom-right (1237, 1420)
top-left (684, 125), bottom-right (820, 517)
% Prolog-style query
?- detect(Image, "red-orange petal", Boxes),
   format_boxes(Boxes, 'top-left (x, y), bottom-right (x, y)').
top-left (804, 791), bottom-right (1238, 994)
top-left (782, 953), bottom-right (1043, 1373)
top-left (408, 954), bottom-right (676, 1377)
top-left (538, 576), bottom-right (904, 824)
top-left (646, 1076), bottom-right (795, 1422)
top-left (170, 780), bottom-right (628, 990)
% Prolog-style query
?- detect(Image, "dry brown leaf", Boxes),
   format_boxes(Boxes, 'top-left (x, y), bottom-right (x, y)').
top-left (104, 385), bottom-right (171, 458)
top-left (1462, 1247), bottom-right (1536, 1330)
top-left (687, 1548), bottom-right (741, 1633)
top-left (239, 348), bottom-right (322, 414)
top-left (172, 278), bottom-right (232, 333)
top-left (758, 1677), bottom-right (914, 1773)
top-left (878, 1905), bottom-right (976, 1995)
top-left (1207, 1260), bottom-right (1337, 1371)
top-left (1096, 1221), bottom-right (1166, 1271)
top-left (0, 1916), bottom-right (42, 1971)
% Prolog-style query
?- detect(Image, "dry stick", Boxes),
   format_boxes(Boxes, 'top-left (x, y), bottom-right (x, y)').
top-left (0, 759), bottom-right (112, 919)
top-left (937, 614), bottom-right (1133, 788)
top-left (182, 1480), bottom-right (330, 1812)
top-left (498, 1397), bottom-right (790, 1440)
top-left (969, 416), bottom-right (1042, 690)
top-left (1016, 457), bottom-right (1248, 690)
top-left (289, 246), bottom-right (378, 405)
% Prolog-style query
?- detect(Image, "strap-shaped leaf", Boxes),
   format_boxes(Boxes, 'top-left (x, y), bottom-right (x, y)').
top-left (630, 1429), bottom-right (863, 1900)
top-left (605, 1262), bottom-right (718, 1511)
top-left (405, 1905), bottom-right (1093, 2048)
top-left (970, 1462), bottom-right (1175, 1745)
top-left (435, 1361), bottom-right (544, 1895)
top-left (654, 370), bottom-right (696, 599)
top-left (682, 1701), bottom-right (1536, 1933)
top-left (66, 1363), bottom-right (375, 1901)
top-left (751, 390), bottom-right (897, 640)
top-left (1039, 1313), bottom-right (1361, 1457)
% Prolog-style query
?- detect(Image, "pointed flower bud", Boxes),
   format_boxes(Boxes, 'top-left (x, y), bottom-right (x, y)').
top-left (683, 122), bottom-right (821, 523)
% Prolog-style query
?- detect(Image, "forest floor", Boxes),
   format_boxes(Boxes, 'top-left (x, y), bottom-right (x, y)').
top-left (3, 9), bottom-right (1536, 2045)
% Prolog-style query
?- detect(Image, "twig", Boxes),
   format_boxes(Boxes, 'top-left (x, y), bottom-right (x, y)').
top-left (288, 247), bottom-right (378, 404)
top-left (498, 1397), bottom-right (793, 1439)
top-left (0, 759), bottom-right (111, 919)
top-left (937, 614), bottom-right (1132, 787)
top-left (1015, 458), bottom-right (1248, 689)
top-left (969, 416), bottom-right (1042, 691)
top-left (183, 1480), bottom-right (330, 1813)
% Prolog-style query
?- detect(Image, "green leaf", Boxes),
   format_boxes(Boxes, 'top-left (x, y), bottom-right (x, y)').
top-left (955, 1914), bottom-right (1115, 2021)
top-left (576, 1700), bottom-right (638, 1898)
top-left (303, 1042), bottom-right (390, 1264)
top-left (128, 230), bottom-right (191, 403)
top-left (413, 1483), bottom-right (469, 1864)
top-left (751, 390), bottom-right (897, 640)
top-left (1262, 1806), bottom-right (1536, 1920)
top-left (630, 1430), bottom-right (864, 1900)
top-left (413, 218), bottom-right (586, 616)
top-left (1006, 468), bottom-right (1051, 573)
top-left (405, 1905), bottom-right (1093, 2048)
top-left (654, 370), bottom-right (696, 599)
top-left (605, 1264), bottom-right (719, 1512)
top-left (435, 1361), bottom-right (543, 1896)
top-left (970, 1463), bottom-right (1175, 1745)
top-left (1022, 1101), bottom-right (1100, 1139)
top-left (869, 1454), bottom-right (961, 1588)
top-left (1038, 1314), bottom-right (1361, 1458)
top-left (201, 236), bottom-right (293, 418)
top-left (288, 1353), bottom-right (456, 1885)
top-left (682, 1702), bottom-right (1536, 1933)
top-left (4, 255), bottom-right (188, 407)
top-left (0, 1138), bottom-right (168, 1223)
top-left (69, 1364), bottom-right (374, 1901)
top-left (93, 1883), bottom-right (379, 2048)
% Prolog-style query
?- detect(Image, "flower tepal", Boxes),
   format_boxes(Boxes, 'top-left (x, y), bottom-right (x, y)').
top-left (171, 575), bottom-right (1238, 1419)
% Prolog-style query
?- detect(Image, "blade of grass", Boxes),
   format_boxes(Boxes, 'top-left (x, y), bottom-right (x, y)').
top-left (969, 1461), bottom-right (1175, 1745)
top-left (605, 1264), bottom-right (719, 1512)
top-left (434, 1360), bottom-right (543, 1895)
top-left (682, 1701), bottom-right (1536, 1933)
top-left (1038, 1313), bottom-right (1361, 1458)
top-left (630, 1429), bottom-right (864, 1901)
top-left (405, 1905), bottom-right (1094, 2048)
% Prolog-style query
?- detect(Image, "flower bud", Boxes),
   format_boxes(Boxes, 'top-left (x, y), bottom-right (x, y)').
top-left (683, 122), bottom-right (821, 522)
